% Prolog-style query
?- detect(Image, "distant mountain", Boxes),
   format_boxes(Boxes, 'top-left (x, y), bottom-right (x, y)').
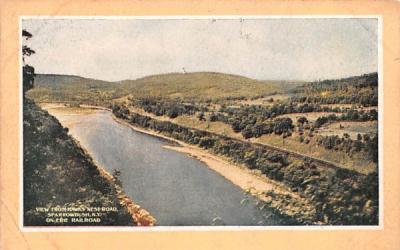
top-left (28, 74), bottom-right (119, 104)
top-left (118, 72), bottom-right (293, 100)
top-left (28, 72), bottom-right (297, 104)
top-left (34, 74), bottom-right (113, 88)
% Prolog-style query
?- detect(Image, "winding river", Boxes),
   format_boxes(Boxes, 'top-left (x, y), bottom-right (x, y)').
top-left (48, 108), bottom-right (287, 226)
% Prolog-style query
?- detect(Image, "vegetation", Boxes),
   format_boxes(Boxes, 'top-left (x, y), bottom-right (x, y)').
top-left (113, 105), bottom-right (379, 225)
top-left (27, 72), bottom-right (297, 105)
top-left (27, 74), bottom-right (120, 106)
top-left (26, 47), bottom-right (379, 226)
top-left (133, 97), bottom-right (201, 118)
top-left (291, 73), bottom-right (378, 106)
top-left (314, 133), bottom-right (378, 162)
top-left (22, 30), bottom-right (35, 93)
top-left (117, 72), bottom-right (293, 101)
top-left (314, 109), bottom-right (378, 128)
top-left (23, 99), bottom-right (135, 226)
top-left (23, 30), bottom-right (153, 226)
top-left (104, 73), bottom-right (378, 173)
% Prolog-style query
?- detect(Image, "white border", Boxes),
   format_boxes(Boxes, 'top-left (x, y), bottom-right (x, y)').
top-left (19, 15), bottom-right (384, 232)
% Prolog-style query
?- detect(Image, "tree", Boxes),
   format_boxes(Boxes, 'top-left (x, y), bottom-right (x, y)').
top-left (367, 133), bottom-right (379, 163)
top-left (231, 119), bottom-right (242, 133)
top-left (209, 112), bottom-right (218, 122)
top-left (166, 107), bottom-right (179, 118)
top-left (297, 116), bottom-right (308, 125)
top-left (315, 116), bottom-right (328, 128)
top-left (241, 125), bottom-right (254, 139)
top-left (22, 29), bottom-right (35, 94)
top-left (197, 112), bottom-right (205, 121)
top-left (363, 134), bottom-right (370, 142)
top-left (273, 118), bottom-right (293, 135)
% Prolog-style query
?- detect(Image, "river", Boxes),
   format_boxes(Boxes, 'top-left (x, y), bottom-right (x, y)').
top-left (48, 108), bottom-right (288, 226)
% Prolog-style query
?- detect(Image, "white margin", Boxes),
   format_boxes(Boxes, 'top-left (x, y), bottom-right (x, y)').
top-left (19, 15), bottom-right (384, 232)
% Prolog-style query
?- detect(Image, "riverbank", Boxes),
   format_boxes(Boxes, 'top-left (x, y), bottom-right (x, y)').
top-left (73, 138), bottom-right (157, 226)
top-left (112, 113), bottom-right (316, 224)
top-left (43, 103), bottom-right (316, 224)
top-left (39, 103), bottom-right (156, 226)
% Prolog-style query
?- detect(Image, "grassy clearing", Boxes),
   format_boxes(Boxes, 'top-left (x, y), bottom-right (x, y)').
top-left (252, 133), bottom-right (376, 174)
top-left (240, 94), bottom-right (291, 106)
top-left (276, 112), bottom-right (338, 122)
top-left (318, 121), bottom-right (378, 139)
top-left (175, 116), bottom-right (241, 139)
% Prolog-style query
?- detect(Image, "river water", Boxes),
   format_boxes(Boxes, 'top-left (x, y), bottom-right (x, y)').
top-left (49, 109), bottom-right (287, 226)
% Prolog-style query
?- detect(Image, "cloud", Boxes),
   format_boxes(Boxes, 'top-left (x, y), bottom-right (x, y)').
top-left (22, 18), bottom-right (378, 81)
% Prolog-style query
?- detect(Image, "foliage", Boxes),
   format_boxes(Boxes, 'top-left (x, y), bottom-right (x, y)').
top-left (133, 97), bottom-right (200, 118)
top-left (27, 72), bottom-right (294, 104)
top-left (113, 105), bottom-right (379, 225)
top-left (24, 99), bottom-right (135, 226)
top-left (314, 109), bottom-right (377, 128)
top-left (22, 29), bottom-right (35, 94)
top-left (292, 73), bottom-right (378, 106)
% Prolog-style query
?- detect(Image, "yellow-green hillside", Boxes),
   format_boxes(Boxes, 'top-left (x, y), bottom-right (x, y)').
top-left (27, 72), bottom-right (298, 104)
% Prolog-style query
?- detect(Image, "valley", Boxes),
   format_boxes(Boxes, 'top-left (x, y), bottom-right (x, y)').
top-left (26, 71), bottom-right (379, 225)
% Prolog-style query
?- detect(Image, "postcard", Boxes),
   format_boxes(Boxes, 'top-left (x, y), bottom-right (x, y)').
top-left (1, 1), bottom-right (399, 250)
top-left (21, 16), bottom-right (381, 228)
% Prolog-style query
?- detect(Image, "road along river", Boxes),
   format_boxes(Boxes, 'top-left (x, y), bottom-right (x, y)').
top-left (46, 107), bottom-right (290, 226)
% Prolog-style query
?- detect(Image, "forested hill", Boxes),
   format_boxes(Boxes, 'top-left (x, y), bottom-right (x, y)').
top-left (23, 98), bottom-right (136, 226)
top-left (27, 72), bottom-right (297, 104)
top-left (291, 73), bottom-right (378, 106)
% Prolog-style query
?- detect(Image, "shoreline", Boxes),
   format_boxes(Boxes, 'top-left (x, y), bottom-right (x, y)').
top-left (44, 103), bottom-right (315, 224)
top-left (111, 114), bottom-right (315, 224)
top-left (42, 104), bottom-right (157, 226)
top-left (93, 157), bottom-right (157, 226)
top-left (112, 115), bottom-right (287, 194)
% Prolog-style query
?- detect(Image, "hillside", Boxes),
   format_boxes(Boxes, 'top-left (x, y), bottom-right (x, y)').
top-left (23, 98), bottom-right (155, 226)
top-left (118, 72), bottom-right (293, 100)
top-left (27, 72), bottom-right (297, 104)
top-left (291, 73), bottom-right (378, 106)
top-left (33, 74), bottom-right (112, 87)
top-left (113, 105), bottom-right (379, 225)
top-left (122, 72), bottom-right (379, 174)
top-left (27, 74), bottom-right (121, 105)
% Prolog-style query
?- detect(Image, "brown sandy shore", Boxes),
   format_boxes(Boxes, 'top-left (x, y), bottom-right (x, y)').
top-left (111, 113), bottom-right (316, 223)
